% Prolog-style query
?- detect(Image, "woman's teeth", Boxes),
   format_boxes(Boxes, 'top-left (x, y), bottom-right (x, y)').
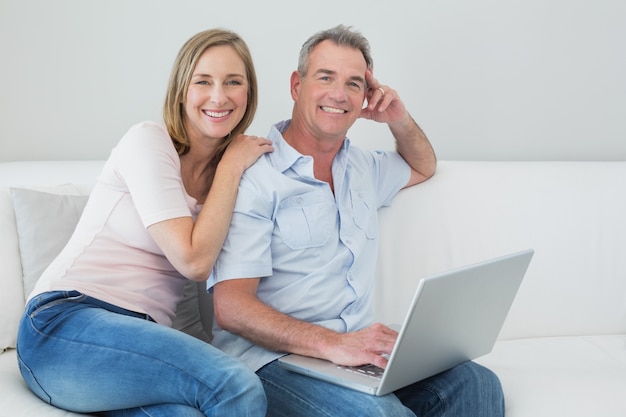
top-left (205, 110), bottom-right (231, 118)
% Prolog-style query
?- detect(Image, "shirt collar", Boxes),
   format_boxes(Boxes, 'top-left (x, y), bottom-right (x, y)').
top-left (266, 120), bottom-right (351, 174)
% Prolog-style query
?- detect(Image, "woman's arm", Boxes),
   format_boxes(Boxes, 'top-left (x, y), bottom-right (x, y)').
top-left (148, 135), bottom-right (272, 281)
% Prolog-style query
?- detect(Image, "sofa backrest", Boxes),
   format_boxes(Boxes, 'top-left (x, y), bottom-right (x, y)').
top-left (374, 161), bottom-right (626, 340)
top-left (3, 160), bottom-right (625, 350)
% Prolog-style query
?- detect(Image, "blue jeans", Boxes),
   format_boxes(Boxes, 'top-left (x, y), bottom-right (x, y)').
top-left (17, 291), bottom-right (266, 417)
top-left (257, 359), bottom-right (504, 417)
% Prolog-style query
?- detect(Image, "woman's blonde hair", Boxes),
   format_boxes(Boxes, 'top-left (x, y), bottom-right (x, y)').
top-left (163, 29), bottom-right (258, 156)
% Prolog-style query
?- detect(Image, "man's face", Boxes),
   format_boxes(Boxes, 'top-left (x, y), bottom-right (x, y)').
top-left (291, 40), bottom-right (368, 142)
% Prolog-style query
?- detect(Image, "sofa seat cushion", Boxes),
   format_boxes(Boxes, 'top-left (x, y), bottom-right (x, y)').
top-left (0, 350), bottom-right (90, 416)
top-left (475, 335), bottom-right (626, 417)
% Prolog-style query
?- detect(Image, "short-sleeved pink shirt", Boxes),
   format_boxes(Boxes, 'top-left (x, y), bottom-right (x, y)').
top-left (30, 122), bottom-right (202, 326)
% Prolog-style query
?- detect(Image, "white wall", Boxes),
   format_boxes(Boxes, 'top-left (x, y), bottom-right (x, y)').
top-left (1, 0), bottom-right (624, 162)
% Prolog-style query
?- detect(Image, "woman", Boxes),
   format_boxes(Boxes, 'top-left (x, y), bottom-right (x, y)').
top-left (16, 29), bottom-right (273, 417)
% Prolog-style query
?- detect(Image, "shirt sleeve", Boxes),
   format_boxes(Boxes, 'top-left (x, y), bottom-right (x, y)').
top-left (209, 167), bottom-right (276, 288)
top-left (367, 149), bottom-right (412, 209)
top-left (106, 122), bottom-right (191, 227)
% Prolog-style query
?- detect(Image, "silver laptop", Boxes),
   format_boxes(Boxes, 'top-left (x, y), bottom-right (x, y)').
top-left (278, 248), bottom-right (534, 396)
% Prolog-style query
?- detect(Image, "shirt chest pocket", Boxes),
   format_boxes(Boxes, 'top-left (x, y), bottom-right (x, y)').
top-left (276, 192), bottom-right (336, 250)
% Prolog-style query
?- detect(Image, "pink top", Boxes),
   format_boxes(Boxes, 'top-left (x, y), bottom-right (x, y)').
top-left (30, 122), bottom-right (202, 326)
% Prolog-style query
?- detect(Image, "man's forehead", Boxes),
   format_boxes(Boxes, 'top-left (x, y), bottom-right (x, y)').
top-left (308, 41), bottom-right (367, 75)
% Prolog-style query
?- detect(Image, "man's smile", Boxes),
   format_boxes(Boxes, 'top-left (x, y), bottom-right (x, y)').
top-left (320, 106), bottom-right (347, 114)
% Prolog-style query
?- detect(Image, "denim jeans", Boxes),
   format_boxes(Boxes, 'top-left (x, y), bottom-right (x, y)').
top-left (257, 359), bottom-right (504, 417)
top-left (17, 291), bottom-right (266, 417)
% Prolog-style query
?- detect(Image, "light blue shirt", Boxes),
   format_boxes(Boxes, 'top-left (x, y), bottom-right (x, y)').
top-left (209, 120), bottom-right (411, 371)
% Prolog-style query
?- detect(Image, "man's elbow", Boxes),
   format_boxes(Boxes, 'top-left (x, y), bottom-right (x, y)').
top-left (212, 295), bottom-right (235, 330)
top-left (212, 283), bottom-right (251, 332)
top-left (405, 162), bottom-right (437, 188)
top-left (422, 159), bottom-right (437, 180)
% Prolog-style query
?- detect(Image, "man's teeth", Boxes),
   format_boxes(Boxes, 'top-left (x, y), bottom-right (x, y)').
top-left (321, 106), bottom-right (346, 114)
top-left (205, 110), bottom-right (230, 118)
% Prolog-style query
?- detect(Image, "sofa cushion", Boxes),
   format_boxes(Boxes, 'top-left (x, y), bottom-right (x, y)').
top-left (0, 350), bottom-right (90, 416)
top-left (11, 187), bottom-right (88, 299)
top-left (9, 187), bottom-right (211, 343)
top-left (171, 281), bottom-right (213, 343)
top-left (375, 161), bottom-right (626, 339)
top-left (475, 335), bottom-right (626, 416)
top-left (1, 185), bottom-right (83, 350)
top-left (0, 188), bottom-right (25, 351)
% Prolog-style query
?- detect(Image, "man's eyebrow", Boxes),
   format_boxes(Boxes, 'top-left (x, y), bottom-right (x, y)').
top-left (314, 68), bottom-right (365, 84)
top-left (314, 68), bottom-right (336, 76)
top-left (349, 75), bottom-right (366, 84)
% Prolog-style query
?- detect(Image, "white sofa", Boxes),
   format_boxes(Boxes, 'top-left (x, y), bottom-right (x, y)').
top-left (1, 160), bottom-right (625, 416)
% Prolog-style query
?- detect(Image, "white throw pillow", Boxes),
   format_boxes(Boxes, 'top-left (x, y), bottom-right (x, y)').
top-left (10, 187), bottom-right (211, 342)
top-left (10, 187), bottom-right (88, 298)
top-left (1, 185), bottom-right (81, 350)
top-left (0, 188), bottom-right (27, 350)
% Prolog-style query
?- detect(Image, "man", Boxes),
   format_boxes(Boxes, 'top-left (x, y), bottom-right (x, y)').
top-left (209, 25), bottom-right (504, 416)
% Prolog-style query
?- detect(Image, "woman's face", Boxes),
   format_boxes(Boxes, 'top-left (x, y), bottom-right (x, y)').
top-left (183, 45), bottom-right (248, 147)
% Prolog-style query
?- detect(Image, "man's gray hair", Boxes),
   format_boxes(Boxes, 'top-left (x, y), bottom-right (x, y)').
top-left (297, 25), bottom-right (373, 76)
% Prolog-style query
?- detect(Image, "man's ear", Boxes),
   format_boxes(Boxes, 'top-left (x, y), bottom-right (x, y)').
top-left (290, 70), bottom-right (301, 101)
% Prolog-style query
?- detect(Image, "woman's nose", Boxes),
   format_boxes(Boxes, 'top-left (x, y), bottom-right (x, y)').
top-left (210, 85), bottom-right (226, 105)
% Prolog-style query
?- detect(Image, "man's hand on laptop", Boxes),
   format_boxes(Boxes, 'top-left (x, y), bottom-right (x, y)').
top-left (325, 323), bottom-right (398, 369)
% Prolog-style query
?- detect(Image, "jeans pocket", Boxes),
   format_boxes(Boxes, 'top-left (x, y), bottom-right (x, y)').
top-left (27, 292), bottom-right (87, 335)
top-left (28, 291), bottom-right (86, 319)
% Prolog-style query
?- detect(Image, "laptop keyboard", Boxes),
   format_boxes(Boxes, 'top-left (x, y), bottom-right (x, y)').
top-left (336, 363), bottom-right (384, 380)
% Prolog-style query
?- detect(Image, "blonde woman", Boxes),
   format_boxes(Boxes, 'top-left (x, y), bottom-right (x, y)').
top-left (17, 29), bottom-right (272, 417)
